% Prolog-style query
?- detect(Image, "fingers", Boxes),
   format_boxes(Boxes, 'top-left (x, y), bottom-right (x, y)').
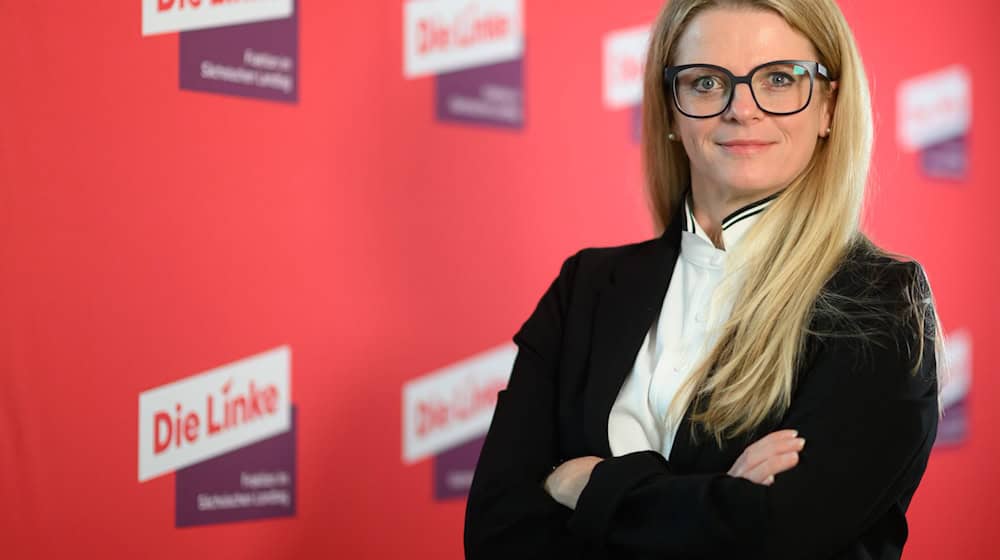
top-left (727, 429), bottom-right (806, 485)
top-left (747, 436), bottom-right (805, 473)
top-left (743, 450), bottom-right (801, 485)
top-left (727, 429), bottom-right (800, 476)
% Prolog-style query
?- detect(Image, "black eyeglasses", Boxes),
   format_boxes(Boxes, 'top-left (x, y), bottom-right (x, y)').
top-left (663, 60), bottom-right (833, 118)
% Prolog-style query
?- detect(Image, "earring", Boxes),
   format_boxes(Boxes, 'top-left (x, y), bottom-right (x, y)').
top-left (825, 127), bottom-right (831, 136)
top-left (668, 132), bottom-right (677, 141)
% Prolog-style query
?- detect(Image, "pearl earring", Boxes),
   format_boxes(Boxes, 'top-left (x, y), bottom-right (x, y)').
top-left (668, 132), bottom-right (676, 141)
top-left (825, 127), bottom-right (831, 136)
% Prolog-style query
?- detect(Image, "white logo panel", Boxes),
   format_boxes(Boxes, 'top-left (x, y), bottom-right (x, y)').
top-left (897, 65), bottom-right (972, 151)
top-left (142, 0), bottom-right (293, 36)
top-left (603, 24), bottom-right (651, 109)
top-left (403, 0), bottom-right (524, 78)
top-left (138, 346), bottom-right (291, 482)
top-left (402, 343), bottom-right (515, 463)
top-left (940, 328), bottom-right (972, 408)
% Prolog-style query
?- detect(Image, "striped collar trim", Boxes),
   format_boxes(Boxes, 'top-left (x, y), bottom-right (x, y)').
top-left (721, 190), bottom-right (783, 230)
top-left (681, 189), bottom-right (784, 234)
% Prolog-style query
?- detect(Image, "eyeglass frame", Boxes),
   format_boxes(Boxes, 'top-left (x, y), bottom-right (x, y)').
top-left (663, 59), bottom-right (834, 119)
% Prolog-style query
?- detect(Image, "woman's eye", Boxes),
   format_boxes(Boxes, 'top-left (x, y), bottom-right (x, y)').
top-left (695, 77), bottom-right (718, 90)
top-left (767, 72), bottom-right (794, 86)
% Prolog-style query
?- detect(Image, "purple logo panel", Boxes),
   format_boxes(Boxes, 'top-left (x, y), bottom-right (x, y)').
top-left (433, 435), bottom-right (485, 501)
top-left (920, 135), bottom-right (968, 180)
top-left (175, 406), bottom-right (297, 527)
top-left (179, 0), bottom-right (298, 104)
top-left (435, 59), bottom-right (524, 129)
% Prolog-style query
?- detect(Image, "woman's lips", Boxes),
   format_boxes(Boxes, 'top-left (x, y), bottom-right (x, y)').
top-left (717, 141), bottom-right (775, 155)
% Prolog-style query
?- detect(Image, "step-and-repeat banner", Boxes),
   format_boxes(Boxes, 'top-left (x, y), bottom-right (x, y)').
top-left (1, 1), bottom-right (993, 558)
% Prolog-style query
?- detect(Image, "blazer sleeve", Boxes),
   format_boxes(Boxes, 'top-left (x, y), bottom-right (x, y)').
top-left (566, 261), bottom-right (940, 560)
top-left (464, 250), bottom-right (588, 559)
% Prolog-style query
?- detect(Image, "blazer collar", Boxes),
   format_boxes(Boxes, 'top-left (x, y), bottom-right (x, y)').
top-left (583, 205), bottom-right (685, 458)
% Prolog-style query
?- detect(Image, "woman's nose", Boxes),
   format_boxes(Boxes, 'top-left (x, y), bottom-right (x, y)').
top-left (726, 83), bottom-right (763, 121)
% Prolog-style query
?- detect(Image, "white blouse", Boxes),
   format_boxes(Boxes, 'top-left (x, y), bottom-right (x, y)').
top-left (607, 192), bottom-right (779, 459)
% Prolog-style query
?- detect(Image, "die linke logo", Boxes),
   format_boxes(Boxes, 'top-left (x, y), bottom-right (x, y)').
top-left (402, 343), bottom-right (516, 463)
top-left (897, 65), bottom-right (972, 151)
top-left (138, 346), bottom-right (291, 482)
top-left (603, 24), bottom-right (651, 110)
top-left (142, 0), bottom-right (293, 36)
top-left (404, 0), bottom-right (523, 78)
top-left (897, 65), bottom-right (971, 180)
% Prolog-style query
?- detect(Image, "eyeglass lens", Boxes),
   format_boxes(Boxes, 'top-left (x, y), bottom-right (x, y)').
top-left (673, 62), bottom-right (813, 116)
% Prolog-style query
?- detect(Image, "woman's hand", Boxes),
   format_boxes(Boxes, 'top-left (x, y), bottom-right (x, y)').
top-left (728, 429), bottom-right (805, 485)
top-left (545, 430), bottom-right (802, 510)
top-left (544, 456), bottom-right (603, 510)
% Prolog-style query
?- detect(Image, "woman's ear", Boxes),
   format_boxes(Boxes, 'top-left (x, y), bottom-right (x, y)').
top-left (820, 81), bottom-right (838, 137)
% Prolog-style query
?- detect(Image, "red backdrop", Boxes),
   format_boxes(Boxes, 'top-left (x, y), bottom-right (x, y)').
top-left (1, 1), bottom-right (996, 558)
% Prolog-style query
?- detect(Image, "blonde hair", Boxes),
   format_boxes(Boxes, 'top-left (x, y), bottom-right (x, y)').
top-left (641, 0), bottom-right (943, 443)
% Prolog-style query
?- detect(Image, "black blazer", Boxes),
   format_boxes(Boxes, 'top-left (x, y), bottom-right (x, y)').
top-left (464, 213), bottom-right (939, 560)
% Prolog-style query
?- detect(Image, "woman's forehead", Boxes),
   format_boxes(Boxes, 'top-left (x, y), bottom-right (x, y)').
top-left (672, 8), bottom-right (818, 71)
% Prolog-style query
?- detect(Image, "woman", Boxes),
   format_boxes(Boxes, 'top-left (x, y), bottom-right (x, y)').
top-left (464, 1), bottom-right (942, 559)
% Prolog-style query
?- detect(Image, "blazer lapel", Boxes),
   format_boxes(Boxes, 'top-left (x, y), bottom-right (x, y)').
top-left (583, 215), bottom-right (683, 458)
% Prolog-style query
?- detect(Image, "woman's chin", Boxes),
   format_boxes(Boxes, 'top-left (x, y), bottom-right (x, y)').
top-left (715, 177), bottom-right (786, 197)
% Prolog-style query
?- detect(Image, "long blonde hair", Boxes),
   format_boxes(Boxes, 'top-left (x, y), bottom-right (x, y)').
top-left (642, 0), bottom-right (942, 443)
